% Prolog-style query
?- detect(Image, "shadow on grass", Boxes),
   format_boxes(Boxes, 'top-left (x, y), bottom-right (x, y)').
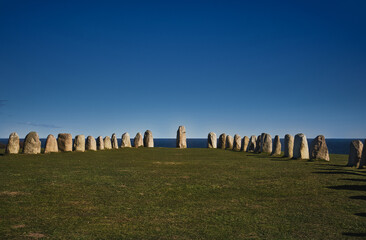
top-left (354, 213), bottom-right (366, 217)
top-left (339, 178), bottom-right (366, 182)
top-left (327, 185), bottom-right (366, 191)
top-left (313, 171), bottom-right (366, 177)
top-left (349, 196), bottom-right (366, 200)
top-left (342, 232), bottom-right (366, 237)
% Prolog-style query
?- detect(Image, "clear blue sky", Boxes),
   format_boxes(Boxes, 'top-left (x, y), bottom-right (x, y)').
top-left (0, 0), bottom-right (365, 138)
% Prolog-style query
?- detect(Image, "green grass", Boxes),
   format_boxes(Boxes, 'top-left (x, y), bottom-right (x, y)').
top-left (0, 148), bottom-right (365, 239)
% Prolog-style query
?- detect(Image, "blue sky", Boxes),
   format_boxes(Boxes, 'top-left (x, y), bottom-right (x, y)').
top-left (0, 0), bottom-right (365, 138)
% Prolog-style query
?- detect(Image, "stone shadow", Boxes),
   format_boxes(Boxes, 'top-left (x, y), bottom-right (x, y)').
top-left (327, 185), bottom-right (366, 191)
top-left (354, 213), bottom-right (366, 217)
top-left (349, 196), bottom-right (366, 200)
top-left (342, 232), bottom-right (366, 237)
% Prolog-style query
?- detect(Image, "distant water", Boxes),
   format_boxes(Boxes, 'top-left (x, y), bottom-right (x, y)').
top-left (0, 138), bottom-right (361, 155)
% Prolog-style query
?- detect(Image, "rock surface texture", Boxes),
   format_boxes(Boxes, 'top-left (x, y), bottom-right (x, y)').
top-left (347, 140), bottom-right (363, 167)
top-left (233, 134), bottom-right (241, 151)
top-left (248, 135), bottom-right (257, 152)
top-left (144, 130), bottom-right (154, 148)
top-left (218, 133), bottom-right (226, 149)
top-left (86, 136), bottom-right (97, 151)
top-left (293, 133), bottom-right (309, 159)
top-left (208, 132), bottom-right (217, 148)
top-left (44, 134), bottom-right (58, 153)
top-left (360, 140), bottom-right (366, 168)
top-left (121, 133), bottom-right (131, 148)
top-left (111, 133), bottom-right (119, 149)
top-left (6, 132), bottom-right (19, 154)
top-left (226, 135), bottom-right (234, 150)
top-left (176, 126), bottom-right (187, 148)
top-left (97, 136), bottom-right (104, 150)
top-left (272, 135), bottom-right (281, 156)
top-left (284, 134), bottom-right (294, 158)
top-left (74, 135), bottom-right (85, 152)
top-left (261, 133), bottom-right (272, 154)
top-left (23, 131), bottom-right (41, 154)
top-left (57, 133), bottom-right (72, 152)
top-left (104, 136), bottom-right (112, 149)
top-left (255, 135), bottom-right (262, 153)
top-left (242, 136), bottom-right (249, 152)
top-left (134, 132), bottom-right (143, 148)
top-left (309, 135), bottom-right (330, 161)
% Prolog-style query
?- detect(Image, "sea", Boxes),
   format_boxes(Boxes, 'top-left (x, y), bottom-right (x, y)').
top-left (0, 138), bottom-right (361, 154)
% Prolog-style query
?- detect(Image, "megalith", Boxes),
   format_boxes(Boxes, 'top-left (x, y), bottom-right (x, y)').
top-left (271, 135), bottom-right (281, 156)
top-left (57, 133), bottom-right (72, 152)
top-left (261, 133), bottom-right (272, 154)
top-left (111, 133), bottom-right (119, 149)
top-left (208, 132), bottom-right (217, 148)
top-left (104, 136), bottom-right (112, 149)
top-left (233, 134), bottom-right (241, 151)
top-left (309, 135), bottom-right (330, 161)
top-left (293, 133), bottom-right (309, 159)
top-left (248, 135), bottom-right (256, 152)
top-left (5, 132), bottom-right (19, 154)
top-left (74, 135), bottom-right (85, 152)
top-left (254, 135), bottom-right (262, 153)
top-left (134, 132), bottom-right (143, 148)
top-left (218, 133), bottom-right (226, 149)
top-left (242, 136), bottom-right (249, 152)
top-left (284, 134), bottom-right (294, 158)
top-left (23, 131), bottom-right (41, 154)
top-left (121, 133), bottom-right (131, 148)
top-left (144, 130), bottom-right (154, 147)
top-left (44, 134), bottom-right (58, 153)
top-left (176, 126), bottom-right (187, 148)
top-left (97, 136), bottom-right (104, 150)
top-left (226, 135), bottom-right (234, 150)
top-left (347, 140), bottom-right (363, 167)
top-left (86, 136), bottom-right (97, 151)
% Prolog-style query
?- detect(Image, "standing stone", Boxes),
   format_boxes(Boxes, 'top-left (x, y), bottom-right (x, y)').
top-left (218, 133), bottom-right (226, 149)
top-left (176, 126), bottom-right (187, 148)
top-left (134, 132), bottom-right (143, 148)
top-left (208, 132), bottom-right (217, 148)
top-left (271, 135), bottom-right (281, 156)
top-left (309, 135), bottom-right (330, 161)
top-left (57, 133), bottom-right (73, 152)
top-left (74, 135), bottom-right (85, 152)
top-left (226, 135), bottom-right (234, 150)
top-left (111, 133), bottom-right (119, 149)
top-left (241, 136), bottom-right (249, 152)
top-left (360, 140), bottom-right (366, 168)
top-left (254, 135), bottom-right (262, 153)
top-left (284, 134), bottom-right (294, 158)
top-left (23, 131), bottom-right (41, 154)
top-left (97, 136), bottom-right (104, 150)
top-left (248, 135), bottom-right (257, 152)
top-left (347, 140), bottom-right (363, 167)
top-left (233, 134), bottom-right (241, 151)
top-left (121, 133), bottom-right (131, 148)
top-left (261, 133), bottom-right (272, 154)
top-left (5, 132), bottom-right (19, 154)
top-left (44, 134), bottom-right (58, 153)
top-left (86, 136), bottom-right (97, 151)
top-left (104, 136), bottom-right (112, 149)
top-left (293, 133), bottom-right (309, 159)
top-left (144, 130), bottom-right (154, 148)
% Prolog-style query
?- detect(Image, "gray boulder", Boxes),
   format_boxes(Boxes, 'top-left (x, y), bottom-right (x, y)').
top-left (74, 135), bottom-right (85, 152)
top-left (284, 134), bottom-right (294, 158)
top-left (218, 133), bottom-right (226, 149)
top-left (309, 135), bottom-right (330, 161)
top-left (360, 140), bottom-right (366, 168)
top-left (176, 126), bottom-right (187, 148)
top-left (104, 136), bottom-right (112, 149)
top-left (226, 135), bottom-right (234, 150)
top-left (5, 132), bottom-right (19, 154)
top-left (242, 136), bottom-right (249, 152)
top-left (248, 135), bottom-right (256, 152)
top-left (111, 133), bottom-right (119, 149)
top-left (97, 136), bottom-right (104, 150)
top-left (208, 132), bottom-right (217, 148)
top-left (144, 130), bottom-right (154, 147)
top-left (254, 135), bottom-right (262, 153)
top-left (44, 134), bottom-right (58, 153)
top-left (57, 133), bottom-right (72, 152)
top-left (134, 132), bottom-right (143, 148)
top-left (347, 140), bottom-right (363, 167)
top-left (261, 133), bottom-right (272, 154)
top-left (293, 133), bottom-right (309, 159)
top-left (86, 136), bottom-right (97, 151)
top-left (271, 135), bottom-right (281, 156)
top-left (23, 131), bottom-right (41, 154)
top-left (121, 133), bottom-right (131, 148)
top-left (233, 134), bottom-right (241, 151)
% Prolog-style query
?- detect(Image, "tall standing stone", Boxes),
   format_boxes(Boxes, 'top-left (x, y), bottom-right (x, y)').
top-left (218, 133), bottom-right (226, 149)
top-left (271, 135), bottom-right (281, 156)
top-left (284, 134), bottom-right (294, 158)
top-left (74, 135), bottom-right (85, 152)
top-left (57, 133), bottom-right (73, 152)
top-left (144, 130), bottom-right (154, 148)
top-left (176, 126), bottom-right (187, 148)
top-left (44, 134), bottom-right (58, 153)
top-left (241, 136), bottom-right (249, 152)
top-left (86, 136), bottom-right (97, 151)
top-left (347, 140), bottom-right (363, 167)
top-left (309, 135), bottom-right (330, 161)
top-left (97, 136), bottom-right (104, 150)
top-left (360, 140), bottom-right (366, 168)
top-left (254, 135), bottom-right (262, 153)
top-left (104, 136), bottom-right (112, 149)
top-left (208, 132), bottom-right (217, 148)
top-left (23, 131), bottom-right (41, 154)
top-left (111, 133), bottom-right (119, 149)
top-left (226, 135), bottom-right (234, 150)
top-left (261, 133), bottom-right (272, 154)
top-left (134, 132), bottom-right (143, 148)
top-left (5, 132), bottom-right (19, 154)
top-left (248, 135), bottom-right (256, 152)
top-left (121, 133), bottom-right (131, 148)
top-left (293, 133), bottom-right (309, 159)
top-left (233, 134), bottom-right (241, 151)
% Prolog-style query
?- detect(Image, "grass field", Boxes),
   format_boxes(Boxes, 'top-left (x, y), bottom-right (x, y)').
top-left (0, 148), bottom-right (365, 239)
